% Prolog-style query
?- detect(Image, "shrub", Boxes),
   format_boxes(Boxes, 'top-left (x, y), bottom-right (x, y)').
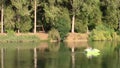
top-left (89, 24), bottom-right (118, 41)
top-left (48, 28), bottom-right (61, 41)
top-left (6, 30), bottom-right (15, 36)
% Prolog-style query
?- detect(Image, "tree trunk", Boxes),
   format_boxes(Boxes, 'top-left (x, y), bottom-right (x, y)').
top-left (87, 26), bottom-right (89, 34)
top-left (71, 15), bottom-right (75, 33)
top-left (34, 0), bottom-right (37, 33)
top-left (1, 4), bottom-right (4, 33)
top-left (17, 29), bottom-right (20, 33)
top-left (118, 20), bottom-right (120, 31)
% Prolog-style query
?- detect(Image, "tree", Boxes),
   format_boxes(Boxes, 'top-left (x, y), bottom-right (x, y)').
top-left (4, 6), bottom-right (15, 31)
top-left (44, 0), bottom-right (71, 40)
top-left (69, 0), bottom-right (83, 33)
top-left (116, 0), bottom-right (120, 30)
top-left (34, 0), bottom-right (37, 33)
top-left (82, 0), bottom-right (102, 31)
top-left (31, 0), bottom-right (43, 33)
top-left (101, 0), bottom-right (119, 30)
top-left (0, 0), bottom-right (4, 33)
top-left (11, 0), bottom-right (32, 33)
top-left (44, 0), bottom-right (63, 29)
top-left (55, 8), bottom-right (71, 40)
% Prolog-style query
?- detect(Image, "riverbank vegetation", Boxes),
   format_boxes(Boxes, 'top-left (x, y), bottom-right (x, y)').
top-left (89, 24), bottom-right (120, 41)
top-left (0, 33), bottom-right (40, 43)
top-left (0, 0), bottom-right (120, 41)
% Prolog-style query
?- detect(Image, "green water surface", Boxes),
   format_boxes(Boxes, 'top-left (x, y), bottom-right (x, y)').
top-left (0, 41), bottom-right (120, 68)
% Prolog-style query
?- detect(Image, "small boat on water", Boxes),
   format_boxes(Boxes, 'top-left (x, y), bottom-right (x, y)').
top-left (84, 47), bottom-right (100, 58)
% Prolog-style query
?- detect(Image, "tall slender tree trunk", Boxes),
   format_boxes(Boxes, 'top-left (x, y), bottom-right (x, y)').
top-left (71, 15), bottom-right (75, 33)
top-left (34, 0), bottom-right (37, 33)
top-left (1, 4), bottom-right (4, 33)
top-left (87, 26), bottom-right (89, 34)
top-left (119, 20), bottom-right (120, 31)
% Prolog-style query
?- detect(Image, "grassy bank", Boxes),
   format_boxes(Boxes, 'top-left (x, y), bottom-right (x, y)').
top-left (0, 34), bottom-right (40, 43)
top-left (0, 42), bottom-right (40, 49)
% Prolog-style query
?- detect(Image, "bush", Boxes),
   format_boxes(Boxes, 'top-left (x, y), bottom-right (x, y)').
top-left (89, 24), bottom-right (118, 41)
top-left (55, 17), bottom-right (71, 40)
top-left (6, 30), bottom-right (15, 36)
top-left (48, 28), bottom-right (61, 41)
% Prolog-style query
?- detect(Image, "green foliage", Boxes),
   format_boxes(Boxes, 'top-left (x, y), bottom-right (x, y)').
top-left (1, 0), bottom-right (120, 42)
top-left (18, 16), bottom-right (32, 32)
top-left (116, 30), bottom-right (120, 35)
top-left (48, 28), bottom-right (61, 41)
top-left (89, 24), bottom-right (118, 41)
top-left (11, 0), bottom-right (30, 16)
top-left (6, 30), bottom-right (15, 36)
top-left (75, 19), bottom-right (87, 33)
top-left (44, 2), bottom-right (70, 40)
top-left (44, 5), bottom-right (62, 26)
top-left (79, 0), bottom-right (102, 30)
top-left (11, 0), bottom-right (31, 32)
top-left (54, 8), bottom-right (71, 40)
top-left (4, 6), bottom-right (15, 31)
top-left (55, 17), bottom-right (71, 40)
top-left (101, 0), bottom-right (119, 30)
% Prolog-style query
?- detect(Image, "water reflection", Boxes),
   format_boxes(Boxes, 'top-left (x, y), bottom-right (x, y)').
top-left (71, 52), bottom-right (75, 68)
top-left (0, 41), bottom-right (120, 68)
top-left (34, 48), bottom-right (37, 68)
top-left (1, 48), bottom-right (4, 68)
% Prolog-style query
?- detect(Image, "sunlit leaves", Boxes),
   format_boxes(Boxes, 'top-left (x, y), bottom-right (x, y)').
top-left (11, 0), bottom-right (30, 16)
top-left (10, 0), bottom-right (32, 32)
top-left (4, 7), bottom-right (15, 30)
top-left (44, 6), bottom-right (61, 25)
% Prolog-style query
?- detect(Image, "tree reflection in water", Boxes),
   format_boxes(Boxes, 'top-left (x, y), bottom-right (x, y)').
top-left (34, 48), bottom-right (37, 68)
top-left (1, 48), bottom-right (4, 68)
top-left (71, 52), bottom-right (75, 68)
top-left (0, 41), bottom-right (120, 68)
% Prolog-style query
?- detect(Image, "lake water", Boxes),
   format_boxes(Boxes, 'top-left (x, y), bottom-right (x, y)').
top-left (0, 41), bottom-right (120, 68)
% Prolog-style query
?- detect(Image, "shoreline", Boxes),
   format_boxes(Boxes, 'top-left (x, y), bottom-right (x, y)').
top-left (0, 32), bottom-right (89, 42)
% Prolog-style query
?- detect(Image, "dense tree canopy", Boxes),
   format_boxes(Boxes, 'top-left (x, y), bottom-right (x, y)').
top-left (0, 0), bottom-right (120, 39)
